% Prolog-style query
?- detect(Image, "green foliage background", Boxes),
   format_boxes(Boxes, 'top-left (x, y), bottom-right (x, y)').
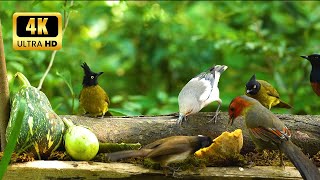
top-left (1, 1), bottom-right (319, 116)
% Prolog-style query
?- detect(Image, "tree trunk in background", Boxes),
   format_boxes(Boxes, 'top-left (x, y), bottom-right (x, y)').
top-left (0, 19), bottom-right (10, 151)
top-left (62, 112), bottom-right (320, 156)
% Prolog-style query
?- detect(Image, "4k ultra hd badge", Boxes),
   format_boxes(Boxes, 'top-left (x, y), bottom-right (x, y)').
top-left (13, 12), bottom-right (62, 50)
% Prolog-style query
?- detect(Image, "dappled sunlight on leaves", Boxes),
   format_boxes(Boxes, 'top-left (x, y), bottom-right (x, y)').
top-left (2, 1), bottom-right (320, 116)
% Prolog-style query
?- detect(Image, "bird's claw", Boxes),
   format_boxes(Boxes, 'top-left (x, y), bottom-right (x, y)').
top-left (176, 119), bottom-right (182, 126)
top-left (176, 116), bottom-right (186, 126)
top-left (209, 110), bottom-right (221, 123)
top-left (244, 161), bottom-right (255, 168)
top-left (209, 103), bottom-right (221, 123)
top-left (164, 166), bottom-right (181, 177)
top-left (172, 167), bottom-right (182, 177)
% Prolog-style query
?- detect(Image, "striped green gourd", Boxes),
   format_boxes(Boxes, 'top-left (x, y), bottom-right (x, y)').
top-left (6, 72), bottom-right (65, 159)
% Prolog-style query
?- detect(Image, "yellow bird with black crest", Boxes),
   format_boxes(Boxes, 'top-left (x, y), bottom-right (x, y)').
top-left (79, 62), bottom-right (110, 117)
top-left (245, 74), bottom-right (292, 109)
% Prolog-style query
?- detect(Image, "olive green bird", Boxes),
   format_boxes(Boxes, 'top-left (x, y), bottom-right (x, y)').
top-left (79, 62), bottom-right (111, 117)
top-left (228, 95), bottom-right (320, 180)
top-left (245, 74), bottom-right (292, 109)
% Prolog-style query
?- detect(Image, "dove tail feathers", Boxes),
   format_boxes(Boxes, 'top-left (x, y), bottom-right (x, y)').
top-left (211, 65), bottom-right (228, 86)
top-left (212, 65), bottom-right (228, 74)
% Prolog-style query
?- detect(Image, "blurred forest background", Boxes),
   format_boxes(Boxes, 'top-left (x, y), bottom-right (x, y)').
top-left (0, 1), bottom-right (319, 116)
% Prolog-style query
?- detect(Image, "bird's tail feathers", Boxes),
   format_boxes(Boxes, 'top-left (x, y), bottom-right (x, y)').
top-left (104, 111), bottom-right (113, 116)
top-left (210, 65), bottom-right (228, 86)
top-left (279, 141), bottom-right (320, 180)
top-left (106, 149), bottom-right (151, 161)
top-left (275, 100), bottom-right (293, 109)
top-left (210, 65), bottom-right (228, 74)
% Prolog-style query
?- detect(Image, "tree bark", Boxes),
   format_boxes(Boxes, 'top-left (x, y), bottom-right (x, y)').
top-left (0, 19), bottom-right (10, 151)
top-left (62, 112), bottom-right (320, 156)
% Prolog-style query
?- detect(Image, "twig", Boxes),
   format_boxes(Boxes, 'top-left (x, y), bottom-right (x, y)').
top-left (0, 18), bottom-right (10, 151)
top-left (37, 0), bottom-right (74, 90)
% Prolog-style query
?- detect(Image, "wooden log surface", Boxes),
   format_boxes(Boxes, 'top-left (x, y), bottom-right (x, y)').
top-left (4, 161), bottom-right (306, 179)
top-left (62, 112), bottom-right (320, 156)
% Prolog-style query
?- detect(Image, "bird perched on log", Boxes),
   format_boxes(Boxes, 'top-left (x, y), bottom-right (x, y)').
top-left (79, 62), bottom-right (111, 117)
top-left (106, 135), bottom-right (212, 176)
top-left (177, 65), bottom-right (228, 125)
top-left (245, 74), bottom-right (292, 109)
top-left (228, 95), bottom-right (320, 180)
top-left (301, 54), bottom-right (320, 96)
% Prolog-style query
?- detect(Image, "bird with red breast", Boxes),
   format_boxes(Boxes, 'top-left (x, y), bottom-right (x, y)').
top-left (301, 54), bottom-right (320, 96)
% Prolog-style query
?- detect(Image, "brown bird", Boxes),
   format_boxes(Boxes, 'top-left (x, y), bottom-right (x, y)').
top-left (228, 95), bottom-right (320, 180)
top-left (107, 135), bottom-right (212, 175)
top-left (301, 54), bottom-right (320, 96)
top-left (79, 62), bottom-right (111, 117)
top-left (245, 74), bottom-right (292, 109)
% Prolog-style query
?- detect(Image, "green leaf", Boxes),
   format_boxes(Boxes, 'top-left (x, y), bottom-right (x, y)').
top-left (56, 71), bottom-right (75, 113)
top-left (56, 71), bottom-right (74, 95)
top-left (0, 99), bottom-right (26, 179)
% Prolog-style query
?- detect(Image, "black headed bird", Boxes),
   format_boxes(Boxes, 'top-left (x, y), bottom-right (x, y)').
top-left (107, 135), bottom-right (212, 175)
top-left (245, 74), bottom-right (292, 109)
top-left (79, 62), bottom-right (110, 117)
top-left (177, 65), bottom-right (228, 125)
top-left (301, 54), bottom-right (320, 96)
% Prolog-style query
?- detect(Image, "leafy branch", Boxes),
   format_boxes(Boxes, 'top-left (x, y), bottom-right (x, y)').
top-left (37, 0), bottom-right (74, 90)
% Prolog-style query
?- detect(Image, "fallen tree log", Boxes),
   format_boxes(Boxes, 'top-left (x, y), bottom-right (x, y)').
top-left (61, 112), bottom-right (320, 156)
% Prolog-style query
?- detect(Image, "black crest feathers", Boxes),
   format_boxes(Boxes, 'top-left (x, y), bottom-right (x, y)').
top-left (249, 74), bottom-right (256, 82)
top-left (81, 62), bottom-right (94, 75)
top-left (81, 62), bottom-right (103, 87)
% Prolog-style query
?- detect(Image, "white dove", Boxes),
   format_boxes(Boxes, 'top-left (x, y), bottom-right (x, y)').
top-left (177, 65), bottom-right (228, 125)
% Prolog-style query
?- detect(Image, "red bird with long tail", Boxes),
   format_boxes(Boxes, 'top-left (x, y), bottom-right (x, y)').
top-left (228, 95), bottom-right (319, 180)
